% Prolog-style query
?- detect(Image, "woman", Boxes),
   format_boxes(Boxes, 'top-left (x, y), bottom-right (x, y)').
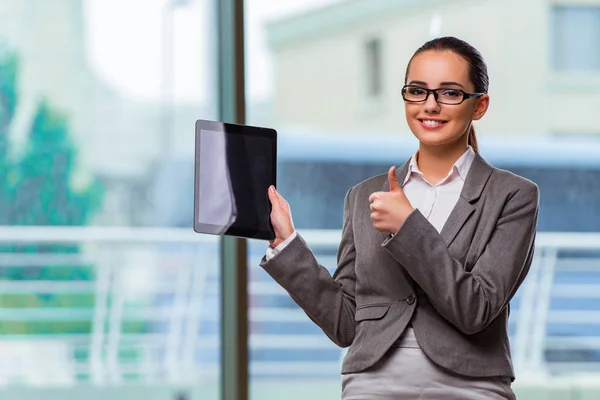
top-left (261, 36), bottom-right (539, 399)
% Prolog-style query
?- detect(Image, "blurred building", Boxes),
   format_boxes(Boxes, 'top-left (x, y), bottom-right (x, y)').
top-left (265, 0), bottom-right (600, 138)
top-left (0, 0), bottom-right (210, 226)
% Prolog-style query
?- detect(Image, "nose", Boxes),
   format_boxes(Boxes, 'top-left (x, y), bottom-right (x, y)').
top-left (423, 91), bottom-right (441, 113)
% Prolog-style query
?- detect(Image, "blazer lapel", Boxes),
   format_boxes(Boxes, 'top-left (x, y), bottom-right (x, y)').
top-left (439, 197), bottom-right (475, 246)
top-left (439, 153), bottom-right (493, 246)
top-left (379, 152), bottom-right (493, 246)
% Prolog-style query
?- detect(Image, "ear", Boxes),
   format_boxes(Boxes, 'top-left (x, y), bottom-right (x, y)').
top-left (471, 94), bottom-right (490, 121)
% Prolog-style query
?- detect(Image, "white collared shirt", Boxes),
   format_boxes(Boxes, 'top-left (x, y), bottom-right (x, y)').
top-left (265, 146), bottom-right (476, 260)
top-left (402, 146), bottom-right (475, 233)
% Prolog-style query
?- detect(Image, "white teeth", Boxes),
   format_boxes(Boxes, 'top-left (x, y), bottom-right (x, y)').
top-left (422, 120), bottom-right (444, 127)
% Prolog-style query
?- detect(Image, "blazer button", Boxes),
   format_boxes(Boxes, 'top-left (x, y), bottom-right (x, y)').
top-left (406, 294), bottom-right (416, 305)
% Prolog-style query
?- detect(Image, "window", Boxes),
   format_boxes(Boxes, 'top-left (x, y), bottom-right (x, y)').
top-left (551, 6), bottom-right (600, 71)
top-left (0, 0), bottom-right (220, 395)
top-left (365, 37), bottom-right (383, 97)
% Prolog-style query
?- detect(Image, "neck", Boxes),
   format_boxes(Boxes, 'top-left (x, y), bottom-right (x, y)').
top-left (416, 140), bottom-right (469, 183)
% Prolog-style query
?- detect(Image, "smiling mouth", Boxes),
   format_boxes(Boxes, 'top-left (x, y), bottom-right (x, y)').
top-left (419, 119), bottom-right (448, 128)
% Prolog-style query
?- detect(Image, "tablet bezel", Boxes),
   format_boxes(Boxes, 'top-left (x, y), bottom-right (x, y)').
top-left (193, 119), bottom-right (277, 241)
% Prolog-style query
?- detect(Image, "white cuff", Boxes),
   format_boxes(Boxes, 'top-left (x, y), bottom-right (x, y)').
top-left (265, 231), bottom-right (298, 261)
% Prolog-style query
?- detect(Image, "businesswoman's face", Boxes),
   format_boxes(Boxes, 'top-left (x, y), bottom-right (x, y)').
top-left (403, 50), bottom-right (489, 148)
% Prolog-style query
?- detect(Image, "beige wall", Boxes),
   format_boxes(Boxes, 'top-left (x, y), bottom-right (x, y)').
top-left (269, 0), bottom-right (600, 138)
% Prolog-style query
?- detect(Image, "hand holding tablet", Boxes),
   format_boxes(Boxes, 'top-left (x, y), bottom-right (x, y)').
top-left (266, 185), bottom-right (296, 248)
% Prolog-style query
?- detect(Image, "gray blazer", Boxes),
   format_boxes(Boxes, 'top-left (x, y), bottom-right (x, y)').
top-left (260, 153), bottom-right (539, 380)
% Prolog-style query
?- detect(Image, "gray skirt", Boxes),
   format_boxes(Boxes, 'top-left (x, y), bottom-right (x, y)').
top-left (341, 327), bottom-right (515, 400)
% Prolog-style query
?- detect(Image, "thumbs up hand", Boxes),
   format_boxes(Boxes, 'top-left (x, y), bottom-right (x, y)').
top-left (368, 166), bottom-right (415, 233)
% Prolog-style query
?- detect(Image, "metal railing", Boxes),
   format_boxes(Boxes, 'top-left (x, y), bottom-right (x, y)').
top-left (0, 227), bottom-right (599, 386)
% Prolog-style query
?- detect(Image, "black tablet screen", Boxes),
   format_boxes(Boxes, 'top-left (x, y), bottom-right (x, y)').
top-left (195, 125), bottom-right (275, 240)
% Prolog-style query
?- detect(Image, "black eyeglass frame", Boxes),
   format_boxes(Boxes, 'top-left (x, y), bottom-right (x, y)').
top-left (401, 84), bottom-right (486, 105)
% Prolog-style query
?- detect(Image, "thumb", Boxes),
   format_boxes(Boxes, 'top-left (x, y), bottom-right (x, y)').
top-left (267, 186), bottom-right (280, 209)
top-left (388, 166), bottom-right (401, 192)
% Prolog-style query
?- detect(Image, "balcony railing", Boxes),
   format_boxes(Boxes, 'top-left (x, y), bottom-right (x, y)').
top-left (0, 226), bottom-right (598, 386)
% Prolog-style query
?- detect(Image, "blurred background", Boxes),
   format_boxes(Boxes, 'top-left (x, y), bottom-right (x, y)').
top-left (1, 0), bottom-right (600, 399)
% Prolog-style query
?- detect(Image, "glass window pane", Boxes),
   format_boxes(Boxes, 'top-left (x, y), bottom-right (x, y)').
top-left (0, 0), bottom-right (219, 397)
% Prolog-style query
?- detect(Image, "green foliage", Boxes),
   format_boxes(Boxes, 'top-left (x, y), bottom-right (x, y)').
top-left (0, 52), bottom-right (18, 225)
top-left (0, 49), bottom-right (106, 335)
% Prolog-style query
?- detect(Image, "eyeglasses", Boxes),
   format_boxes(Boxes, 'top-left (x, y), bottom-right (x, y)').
top-left (401, 85), bottom-right (485, 105)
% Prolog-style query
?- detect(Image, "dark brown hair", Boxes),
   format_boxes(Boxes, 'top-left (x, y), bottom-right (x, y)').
top-left (404, 36), bottom-right (489, 152)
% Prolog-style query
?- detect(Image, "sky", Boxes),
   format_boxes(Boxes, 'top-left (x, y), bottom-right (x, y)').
top-left (85, 0), bottom-right (343, 103)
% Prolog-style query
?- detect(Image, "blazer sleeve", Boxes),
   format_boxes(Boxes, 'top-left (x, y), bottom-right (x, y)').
top-left (382, 181), bottom-right (539, 335)
top-left (259, 188), bottom-right (357, 347)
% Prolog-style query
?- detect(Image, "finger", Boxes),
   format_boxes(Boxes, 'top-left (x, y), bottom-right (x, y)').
top-left (370, 199), bottom-right (381, 212)
top-left (268, 186), bottom-right (280, 209)
top-left (368, 192), bottom-right (381, 203)
top-left (388, 166), bottom-right (402, 192)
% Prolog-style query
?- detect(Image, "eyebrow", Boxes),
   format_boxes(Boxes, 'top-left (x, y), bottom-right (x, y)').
top-left (408, 80), bottom-right (465, 88)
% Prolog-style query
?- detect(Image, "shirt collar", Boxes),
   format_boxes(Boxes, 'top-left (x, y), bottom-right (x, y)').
top-left (402, 146), bottom-right (476, 186)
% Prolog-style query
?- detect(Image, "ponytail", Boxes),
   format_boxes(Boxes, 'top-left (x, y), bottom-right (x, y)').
top-left (468, 125), bottom-right (478, 152)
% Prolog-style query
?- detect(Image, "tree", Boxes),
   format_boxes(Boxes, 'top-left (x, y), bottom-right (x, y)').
top-left (0, 49), bottom-right (105, 333)
top-left (12, 100), bottom-right (104, 251)
top-left (0, 51), bottom-right (18, 225)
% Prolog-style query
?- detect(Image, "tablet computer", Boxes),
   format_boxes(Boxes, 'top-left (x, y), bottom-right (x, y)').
top-left (193, 119), bottom-right (277, 241)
